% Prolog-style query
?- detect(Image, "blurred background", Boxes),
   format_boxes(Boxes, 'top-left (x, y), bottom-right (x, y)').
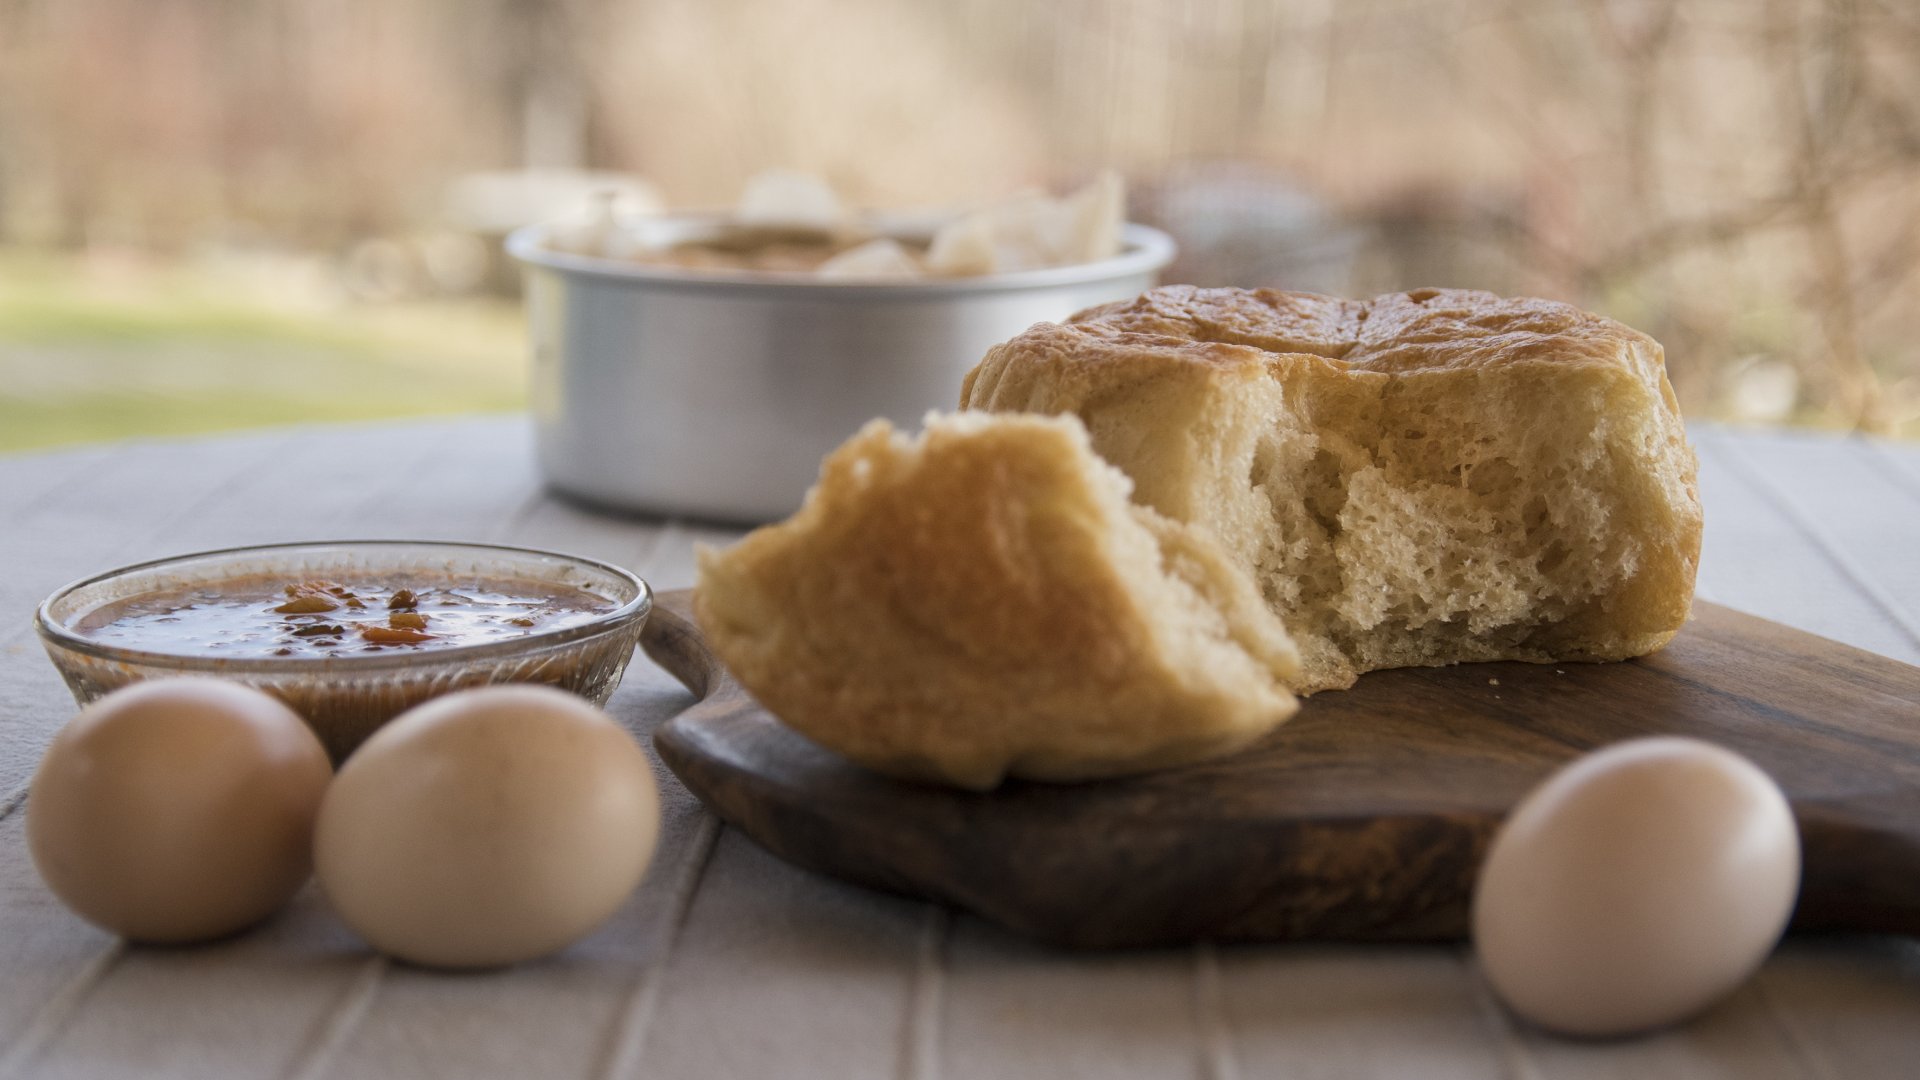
top-left (2, 0), bottom-right (1917, 452)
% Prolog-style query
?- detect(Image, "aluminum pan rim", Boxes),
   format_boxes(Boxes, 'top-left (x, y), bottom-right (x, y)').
top-left (506, 219), bottom-right (1177, 299)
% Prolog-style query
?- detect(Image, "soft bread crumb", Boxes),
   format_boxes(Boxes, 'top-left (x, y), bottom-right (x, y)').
top-left (961, 286), bottom-right (1703, 693)
top-left (694, 411), bottom-right (1301, 789)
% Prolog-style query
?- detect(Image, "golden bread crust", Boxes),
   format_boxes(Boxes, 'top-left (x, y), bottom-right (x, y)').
top-left (965, 285), bottom-right (1675, 388)
top-left (962, 286), bottom-right (1702, 693)
top-left (695, 412), bottom-right (1301, 789)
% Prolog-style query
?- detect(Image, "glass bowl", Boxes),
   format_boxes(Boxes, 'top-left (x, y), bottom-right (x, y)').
top-left (35, 540), bottom-right (652, 761)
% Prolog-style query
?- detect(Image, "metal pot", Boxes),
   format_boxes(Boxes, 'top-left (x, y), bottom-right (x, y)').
top-left (507, 219), bottom-right (1175, 523)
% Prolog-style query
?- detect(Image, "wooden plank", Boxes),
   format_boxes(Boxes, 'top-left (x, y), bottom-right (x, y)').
top-left (1216, 946), bottom-right (1508, 1080)
top-left (0, 420), bottom-right (740, 1079)
top-left (327, 494), bottom-right (711, 1079)
top-left (1690, 430), bottom-right (1920, 663)
top-left (1861, 437), bottom-right (1920, 501)
top-left (625, 830), bottom-right (925, 1080)
top-left (0, 431), bottom-right (331, 1059)
top-left (937, 922), bottom-right (1201, 1080)
top-left (597, 521), bottom-right (929, 1080)
top-left (7, 419), bottom-right (551, 1076)
top-left (0, 443), bottom-right (116, 523)
top-left (1694, 428), bottom-right (1920, 1080)
top-left (20, 889), bottom-right (368, 1080)
top-left (1710, 429), bottom-right (1920, 650)
top-left (0, 837), bottom-right (119, 1076)
top-left (1683, 427), bottom-right (1735, 609)
top-left (495, 508), bottom-right (901, 1079)
top-left (0, 429), bottom-right (295, 636)
top-left (0, 424), bottom-right (314, 1053)
top-left (1511, 979), bottom-right (1807, 1080)
top-left (646, 521), bottom-right (742, 593)
top-left (282, 957), bottom-right (385, 1080)
top-left (0, 422), bottom-right (471, 802)
top-left (896, 905), bottom-right (948, 1080)
top-left (1, 422), bottom-right (1917, 1079)
top-left (310, 661), bottom-right (720, 1080)
top-left (593, 815), bottom-right (721, 1080)
top-left (1750, 937), bottom-right (1920, 1078)
top-left (668, 515), bottom-right (1251, 1080)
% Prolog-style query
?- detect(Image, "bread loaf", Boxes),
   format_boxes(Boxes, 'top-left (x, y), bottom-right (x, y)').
top-left (961, 286), bottom-right (1702, 693)
top-left (694, 411), bottom-right (1302, 789)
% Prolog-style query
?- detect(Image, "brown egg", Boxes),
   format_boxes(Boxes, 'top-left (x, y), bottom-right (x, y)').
top-left (314, 685), bottom-right (660, 969)
top-left (27, 678), bottom-right (333, 944)
top-left (1472, 737), bottom-right (1800, 1037)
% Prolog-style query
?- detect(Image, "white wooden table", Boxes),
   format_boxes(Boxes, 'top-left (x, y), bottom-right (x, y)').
top-left (1, 416), bottom-right (1917, 1079)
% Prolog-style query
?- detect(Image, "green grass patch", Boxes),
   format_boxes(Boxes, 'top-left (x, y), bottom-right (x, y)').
top-left (0, 389), bottom-right (520, 453)
top-left (0, 248), bottom-right (527, 452)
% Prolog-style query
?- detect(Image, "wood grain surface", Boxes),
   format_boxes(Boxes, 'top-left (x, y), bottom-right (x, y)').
top-left (644, 587), bottom-right (1920, 949)
top-left (3, 421), bottom-right (1919, 1079)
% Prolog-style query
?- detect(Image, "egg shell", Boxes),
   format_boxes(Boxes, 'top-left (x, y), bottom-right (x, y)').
top-left (27, 678), bottom-right (333, 944)
top-left (1472, 736), bottom-right (1800, 1037)
top-left (314, 685), bottom-right (660, 970)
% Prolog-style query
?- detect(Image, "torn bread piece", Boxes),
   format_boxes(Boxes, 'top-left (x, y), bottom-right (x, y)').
top-left (962, 286), bottom-right (1703, 693)
top-left (695, 411), bottom-right (1301, 790)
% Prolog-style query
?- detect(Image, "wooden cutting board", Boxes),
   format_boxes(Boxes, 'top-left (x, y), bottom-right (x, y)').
top-left (641, 588), bottom-right (1920, 949)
